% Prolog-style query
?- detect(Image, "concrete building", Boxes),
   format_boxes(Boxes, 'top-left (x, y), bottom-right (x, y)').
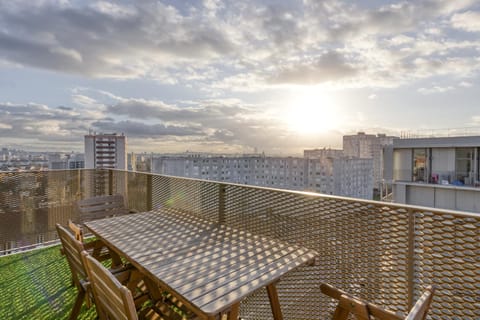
top-left (48, 153), bottom-right (67, 170)
top-left (305, 148), bottom-right (373, 199)
top-left (84, 133), bottom-right (127, 197)
top-left (390, 135), bottom-right (480, 213)
top-left (152, 149), bottom-right (374, 200)
top-left (84, 133), bottom-right (127, 170)
top-left (334, 158), bottom-right (374, 199)
top-left (304, 149), bottom-right (343, 195)
top-left (67, 153), bottom-right (84, 169)
top-left (127, 152), bottom-right (136, 171)
top-left (343, 132), bottom-right (397, 191)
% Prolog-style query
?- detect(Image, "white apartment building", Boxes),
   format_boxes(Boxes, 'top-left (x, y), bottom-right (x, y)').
top-left (390, 135), bottom-right (480, 213)
top-left (84, 133), bottom-right (127, 170)
top-left (304, 149), bottom-right (343, 195)
top-left (343, 132), bottom-right (397, 190)
top-left (334, 158), bottom-right (373, 199)
top-left (305, 148), bottom-right (373, 199)
top-left (153, 155), bottom-right (306, 191)
top-left (152, 149), bottom-right (374, 200)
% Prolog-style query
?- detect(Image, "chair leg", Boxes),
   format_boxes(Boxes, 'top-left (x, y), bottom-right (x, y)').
top-left (69, 289), bottom-right (85, 320)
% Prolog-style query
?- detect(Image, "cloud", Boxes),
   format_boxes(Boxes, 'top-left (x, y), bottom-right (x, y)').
top-left (0, 1), bottom-right (234, 78)
top-left (472, 115), bottom-right (480, 123)
top-left (0, 0), bottom-right (478, 91)
top-left (418, 85), bottom-right (455, 94)
top-left (271, 51), bottom-right (358, 85)
top-left (0, 102), bottom-right (94, 149)
top-left (1, 1), bottom-right (480, 154)
top-left (0, 90), bottom-right (349, 154)
top-left (0, 122), bottom-right (13, 130)
top-left (451, 11), bottom-right (480, 32)
top-left (91, 120), bottom-right (202, 137)
top-left (459, 81), bottom-right (473, 87)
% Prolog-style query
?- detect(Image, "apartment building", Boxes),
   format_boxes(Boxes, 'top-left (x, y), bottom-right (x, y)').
top-left (84, 133), bottom-right (127, 197)
top-left (84, 133), bottom-right (127, 170)
top-left (343, 132), bottom-right (397, 190)
top-left (304, 149), bottom-right (342, 195)
top-left (152, 149), bottom-right (373, 199)
top-left (305, 148), bottom-right (373, 199)
top-left (390, 135), bottom-right (480, 213)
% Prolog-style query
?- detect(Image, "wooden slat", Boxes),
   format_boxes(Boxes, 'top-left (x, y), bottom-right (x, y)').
top-left (156, 242), bottom-right (297, 293)
top-left (76, 194), bottom-right (130, 221)
top-left (85, 209), bottom-right (319, 318)
top-left (405, 286), bottom-right (435, 320)
top-left (82, 252), bottom-right (137, 320)
top-left (320, 283), bottom-right (405, 320)
top-left (78, 194), bottom-right (124, 206)
top-left (151, 236), bottom-right (290, 289)
top-left (196, 250), bottom-right (315, 314)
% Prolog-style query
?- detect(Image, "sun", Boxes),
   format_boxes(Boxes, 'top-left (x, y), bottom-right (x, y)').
top-left (286, 89), bottom-right (340, 134)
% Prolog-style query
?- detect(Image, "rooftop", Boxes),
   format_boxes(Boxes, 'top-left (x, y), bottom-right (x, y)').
top-left (0, 169), bottom-right (479, 319)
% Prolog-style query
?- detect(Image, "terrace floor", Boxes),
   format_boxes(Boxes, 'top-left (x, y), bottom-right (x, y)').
top-left (0, 245), bottom-right (96, 320)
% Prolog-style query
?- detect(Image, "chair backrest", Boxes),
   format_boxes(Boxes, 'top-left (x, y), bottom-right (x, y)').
top-left (81, 251), bottom-right (138, 320)
top-left (56, 223), bottom-right (87, 287)
top-left (321, 283), bottom-right (435, 320)
top-left (405, 286), bottom-right (435, 320)
top-left (75, 194), bottom-right (129, 222)
top-left (68, 219), bottom-right (84, 242)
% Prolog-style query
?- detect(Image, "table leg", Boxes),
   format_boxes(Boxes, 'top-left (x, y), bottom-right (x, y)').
top-left (227, 302), bottom-right (240, 320)
top-left (266, 283), bottom-right (283, 320)
top-left (143, 276), bottom-right (164, 301)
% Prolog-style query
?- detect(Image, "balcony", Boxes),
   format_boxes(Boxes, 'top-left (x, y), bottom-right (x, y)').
top-left (0, 169), bottom-right (478, 319)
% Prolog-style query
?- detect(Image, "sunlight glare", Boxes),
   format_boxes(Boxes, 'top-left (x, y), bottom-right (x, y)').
top-left (286, 89), bottom-right (339, 134)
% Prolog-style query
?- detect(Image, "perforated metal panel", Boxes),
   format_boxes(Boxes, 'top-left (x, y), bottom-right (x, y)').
top-left (0, 169), bottom-right (108, 254)
top-left (1, 170), bottom-right (479, 319)
top-left (139, 173), bottom-right (479, 320)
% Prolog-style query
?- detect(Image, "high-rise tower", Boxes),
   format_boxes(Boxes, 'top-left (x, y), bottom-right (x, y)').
top-left (84, 133), bottom-right (127, 170)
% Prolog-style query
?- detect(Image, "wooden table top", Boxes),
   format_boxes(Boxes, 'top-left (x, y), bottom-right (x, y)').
top-left (85, 210), bottom-right (317, 317)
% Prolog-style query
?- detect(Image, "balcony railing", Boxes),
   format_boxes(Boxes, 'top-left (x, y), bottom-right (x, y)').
top-left (0, 169), bottom-right (478, 319)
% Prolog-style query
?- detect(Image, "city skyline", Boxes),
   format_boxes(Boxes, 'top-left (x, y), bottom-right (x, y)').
top-left (1, 1), bottom-right (480, 154)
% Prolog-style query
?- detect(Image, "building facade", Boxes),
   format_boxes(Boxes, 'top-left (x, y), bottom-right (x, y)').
top-left (152, 149), bottom-right (374, 200)
top-left (84, 133), bottom-right (127, 170)
top-left (343, 132), bottom-right (397, 191)
top-left (390, 135), bottom-right (480, 213)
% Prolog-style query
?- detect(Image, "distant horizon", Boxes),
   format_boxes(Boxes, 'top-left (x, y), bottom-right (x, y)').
top-left (5, 125), bottom-right (480, 157)
top-left (1, 1), bottom-right (479, 154)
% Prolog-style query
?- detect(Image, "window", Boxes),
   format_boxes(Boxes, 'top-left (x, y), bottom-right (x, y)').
top-left (455, 148), bottom-right (474, 185)
top-left (412, 148), bottom-right (426, 182)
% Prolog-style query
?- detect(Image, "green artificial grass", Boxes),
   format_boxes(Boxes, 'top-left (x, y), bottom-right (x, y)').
top-left (0, 245), bottom-right (96, 320)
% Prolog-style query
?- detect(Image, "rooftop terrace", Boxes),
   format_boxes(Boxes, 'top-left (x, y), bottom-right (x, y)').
top-left (0, 169), bottom-right (479, 319)
top-left (0, 244), bottom-right (95, 319)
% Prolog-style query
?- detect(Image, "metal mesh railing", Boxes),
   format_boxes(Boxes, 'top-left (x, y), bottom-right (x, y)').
top-left (114, 172), bottom-right (479, 320)
top-left (0, 169), bottom-right (111, 254)
top-left (1, 169), bottom-right (479, 319)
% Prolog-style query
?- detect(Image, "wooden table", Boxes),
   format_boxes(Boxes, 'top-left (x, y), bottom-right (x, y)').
top-left (85, 210), bottom-right (318, 320)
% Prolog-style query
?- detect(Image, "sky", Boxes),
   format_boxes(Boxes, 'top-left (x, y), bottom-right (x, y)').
top-left (1, 0), bottom-right (480, 155)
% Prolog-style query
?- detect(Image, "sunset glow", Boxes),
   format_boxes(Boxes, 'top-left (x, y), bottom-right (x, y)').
top-left (287, 89), bottom-right (340, 134)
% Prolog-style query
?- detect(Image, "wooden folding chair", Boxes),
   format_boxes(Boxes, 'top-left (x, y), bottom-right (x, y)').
top-left (321, 283), bottom-right (435, 320)
top-left (56, 224), bottom-right (139, 320)
top-left (69, 194), bottom-right (132, 267)
top-left (67, 219), bottom-right (122, 267)
top-left (81, 251), bottom-right (192, 320)
top-left (75, 194), bottom-right (130, 221)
